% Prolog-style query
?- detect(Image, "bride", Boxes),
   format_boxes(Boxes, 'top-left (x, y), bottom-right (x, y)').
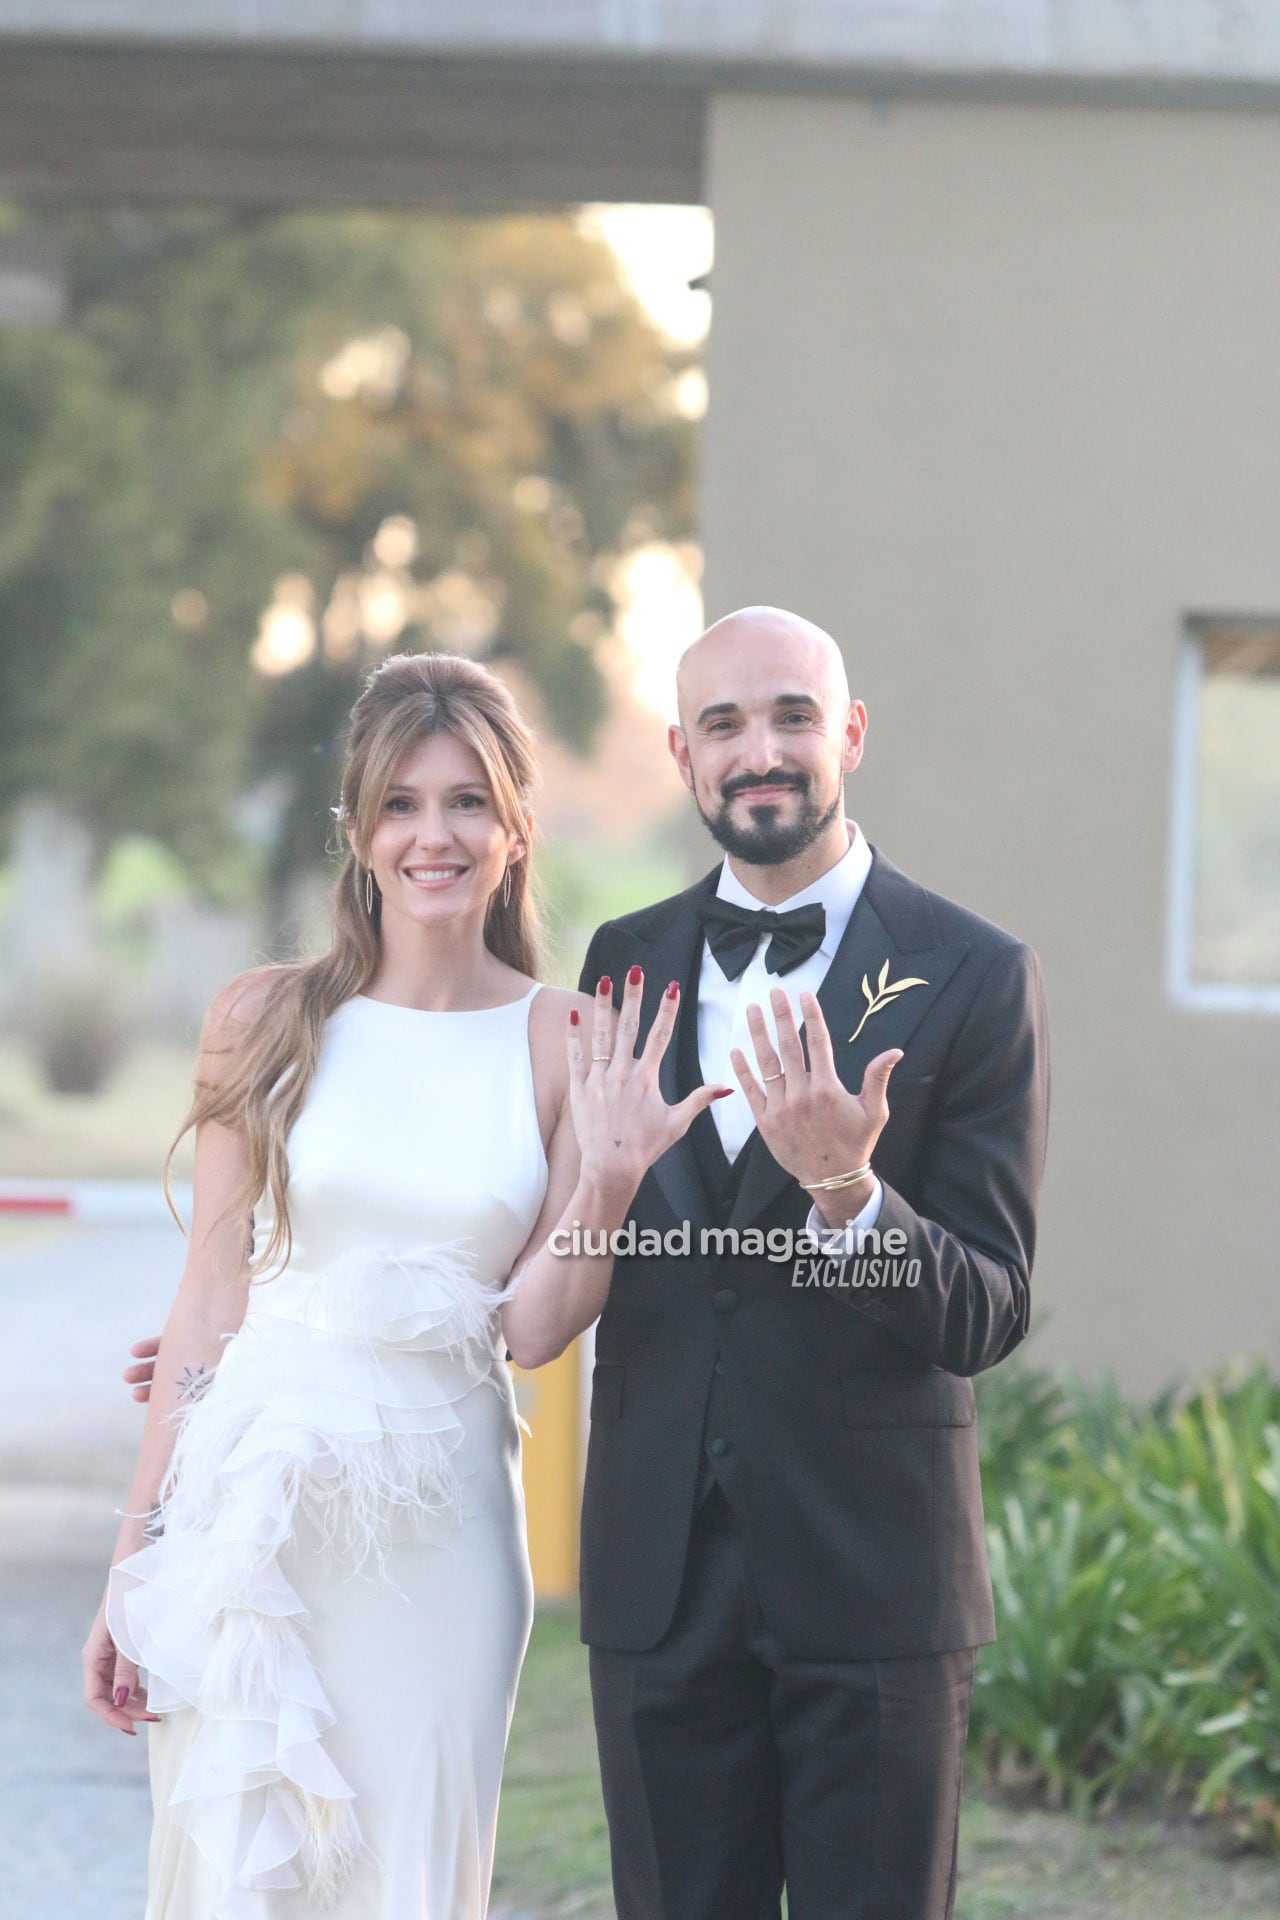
top-left (80, 650), bottom-right (727, 1918)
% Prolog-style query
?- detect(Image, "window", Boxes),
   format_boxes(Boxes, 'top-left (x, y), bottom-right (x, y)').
top-left (1168, 621), bottom-right (1280, 1010)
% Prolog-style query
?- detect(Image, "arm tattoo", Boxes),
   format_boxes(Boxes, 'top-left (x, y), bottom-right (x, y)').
top-left (176, 1363), bottom-right (213, 1404)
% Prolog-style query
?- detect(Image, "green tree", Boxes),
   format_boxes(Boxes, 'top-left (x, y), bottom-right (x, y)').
top-left (0, 205), bottom-right (697, 909)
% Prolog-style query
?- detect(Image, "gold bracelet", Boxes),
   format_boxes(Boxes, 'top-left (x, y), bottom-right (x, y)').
top-left (798, 1162), bottom-right (873, 1192)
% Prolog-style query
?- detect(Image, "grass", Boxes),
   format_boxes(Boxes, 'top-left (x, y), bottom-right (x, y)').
top-left (493, 1604), bottom-right (614, 1918)
top-left (495, 1606), bottom-right (1280, 1920)
top-left (957, 1794), bottom-right (1280, 1918)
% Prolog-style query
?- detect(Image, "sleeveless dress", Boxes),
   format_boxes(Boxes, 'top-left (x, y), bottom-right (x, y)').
top-left (107, 986), bottom-right (547, 1919)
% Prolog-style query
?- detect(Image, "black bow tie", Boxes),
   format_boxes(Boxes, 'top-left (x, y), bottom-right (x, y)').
top-left (702, 898), bottom-right (827, 981)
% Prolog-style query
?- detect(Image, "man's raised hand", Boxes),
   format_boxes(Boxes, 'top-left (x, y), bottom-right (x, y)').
top-left (729, 986), bottom-right (901, 1192)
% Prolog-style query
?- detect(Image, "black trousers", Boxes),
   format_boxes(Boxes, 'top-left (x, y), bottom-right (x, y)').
top-left (589, 1480), bottom-right (975, 1920)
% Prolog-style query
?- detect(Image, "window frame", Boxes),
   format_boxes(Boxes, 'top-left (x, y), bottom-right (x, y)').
top-left (1167, 617), bottom-right (1280, 1014)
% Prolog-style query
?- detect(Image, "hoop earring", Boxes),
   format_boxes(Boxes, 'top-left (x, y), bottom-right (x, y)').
top-left (365, 867), bottom-right (375, 915)
top-left (502, 865), bottom-right (513, 908)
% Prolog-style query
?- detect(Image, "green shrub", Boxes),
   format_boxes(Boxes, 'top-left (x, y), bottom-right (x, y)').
top-left (972, 1359), bottom-right (1280, 1847)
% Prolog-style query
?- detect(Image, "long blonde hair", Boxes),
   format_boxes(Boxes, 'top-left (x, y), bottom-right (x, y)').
top-left (164, 651), bottom-right (541, 1280)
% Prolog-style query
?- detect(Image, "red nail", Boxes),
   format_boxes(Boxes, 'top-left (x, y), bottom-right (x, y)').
top-left (713, 1087), bottom-right (734, 1099)
top-left (628, 966), bottom-right (642, 986)
top-left (569, 1008), bottom-right (579, 1026)
top-left (114, 1685), bottom-right (129, 1708)
top-left (665, 980), bottom-right (679, 1000)
top-left (597, 975), bottom-right (612, 995)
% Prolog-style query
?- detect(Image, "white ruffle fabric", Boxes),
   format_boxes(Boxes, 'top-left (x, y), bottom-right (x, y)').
top-left (106, 1245), bottom-right (519, 1920)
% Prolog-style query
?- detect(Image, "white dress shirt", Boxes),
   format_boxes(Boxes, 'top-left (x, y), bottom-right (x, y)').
top-left (697, 822), bottom-right (883, 1234)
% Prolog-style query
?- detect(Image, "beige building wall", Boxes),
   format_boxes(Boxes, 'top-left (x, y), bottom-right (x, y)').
top-left (701, 93), bottom-right (1280, 1393)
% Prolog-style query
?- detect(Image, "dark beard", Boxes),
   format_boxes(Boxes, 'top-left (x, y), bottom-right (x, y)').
top-left (696, 777), bottom-right (842, 866)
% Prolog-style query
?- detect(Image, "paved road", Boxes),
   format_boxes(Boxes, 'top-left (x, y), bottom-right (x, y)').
top-left (0, 1221), bottom-right (178, 1918)
top-left (3, 1509), bottom-right (152, 1920)
top-left (0, 1218), bottom-right (181, 1486)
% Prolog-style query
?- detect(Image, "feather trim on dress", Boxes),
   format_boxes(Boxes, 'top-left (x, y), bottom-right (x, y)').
top-left (106, 1242), bottom-right (518, 1919)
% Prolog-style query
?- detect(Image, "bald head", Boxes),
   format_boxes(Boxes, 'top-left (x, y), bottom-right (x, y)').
top-left (676, 606), bottom-right (850, 728)
top-left (669, 605), bottom-right (866, 888)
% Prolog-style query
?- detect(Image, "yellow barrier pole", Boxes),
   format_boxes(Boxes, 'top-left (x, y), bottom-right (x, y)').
top-left (511, 1336), bottom-right (582, 1598)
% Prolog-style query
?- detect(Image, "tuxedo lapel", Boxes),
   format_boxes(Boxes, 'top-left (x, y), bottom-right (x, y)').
top-left (814, 893), bottom-right (967, 1096)
top-left (726, 849), bottom-right (969, 1230)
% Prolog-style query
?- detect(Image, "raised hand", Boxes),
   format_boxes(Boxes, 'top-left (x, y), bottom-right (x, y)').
top-left (730, 986), bottom-right (902, 1193)
top-left (567, 968), bottom-right (730, 1196)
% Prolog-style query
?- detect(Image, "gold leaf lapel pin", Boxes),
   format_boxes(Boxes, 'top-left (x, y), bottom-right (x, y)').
top-left (849, 957), bottom-right (929, 1043)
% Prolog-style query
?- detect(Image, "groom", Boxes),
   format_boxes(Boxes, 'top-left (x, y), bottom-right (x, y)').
top-left (577, 606), bottom-right (1049, 1919)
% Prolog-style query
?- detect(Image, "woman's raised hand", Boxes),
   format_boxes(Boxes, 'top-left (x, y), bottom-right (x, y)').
top-left (567, 967), bottom-right (730, 1197)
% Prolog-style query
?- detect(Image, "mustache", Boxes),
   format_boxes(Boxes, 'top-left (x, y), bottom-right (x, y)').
top-left (720, 771), bottom-right (809, 801)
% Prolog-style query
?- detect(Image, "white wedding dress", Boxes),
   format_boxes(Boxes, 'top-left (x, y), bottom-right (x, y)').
top-left (107, 986), bottom-right (547, 1919)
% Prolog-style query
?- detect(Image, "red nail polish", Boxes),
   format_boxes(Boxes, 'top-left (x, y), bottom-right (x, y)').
top-left (598, 975), bottom-right (611, 995)
top-left (628, 965), bottom-right (642, 986)
top-left (569, 1008), bottom-right (579, 1026)
top-left (114, 1685), bottom-right (129, 1708)
top-left (665, 980), bottom-right (679, 1000)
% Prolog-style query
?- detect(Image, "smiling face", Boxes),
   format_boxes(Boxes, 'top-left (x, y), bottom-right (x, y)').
top-left (671, 609), bottom-right (866, 867)
top-left (355, 730), bottom-right (523, 930)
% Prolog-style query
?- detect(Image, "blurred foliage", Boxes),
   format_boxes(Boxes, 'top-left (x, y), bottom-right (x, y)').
top-left (0, 204), bottom-right (697, 907)
top-left (26, 961), bottom-right (130, 1095)
top-left (973, 1357), bottom-right (1280, 1847)
top-left (534, 829), bottom-right (690, 984)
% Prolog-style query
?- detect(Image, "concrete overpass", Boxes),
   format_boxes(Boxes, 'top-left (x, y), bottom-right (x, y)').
top-left (4, 5), bottom-right (1280, 207)
top-left (3, 3), bottom-right (1280, 1392)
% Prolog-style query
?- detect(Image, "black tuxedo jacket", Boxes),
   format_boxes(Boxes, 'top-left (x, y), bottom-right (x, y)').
top-left (575, 846), bottom-right (1050, 1660)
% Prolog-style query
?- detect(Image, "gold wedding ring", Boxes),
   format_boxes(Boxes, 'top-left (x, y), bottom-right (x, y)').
top-left (762, 1070), bottom-right (785, 1083)
top-left (591, 1052), bottom-right (612, 1062)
